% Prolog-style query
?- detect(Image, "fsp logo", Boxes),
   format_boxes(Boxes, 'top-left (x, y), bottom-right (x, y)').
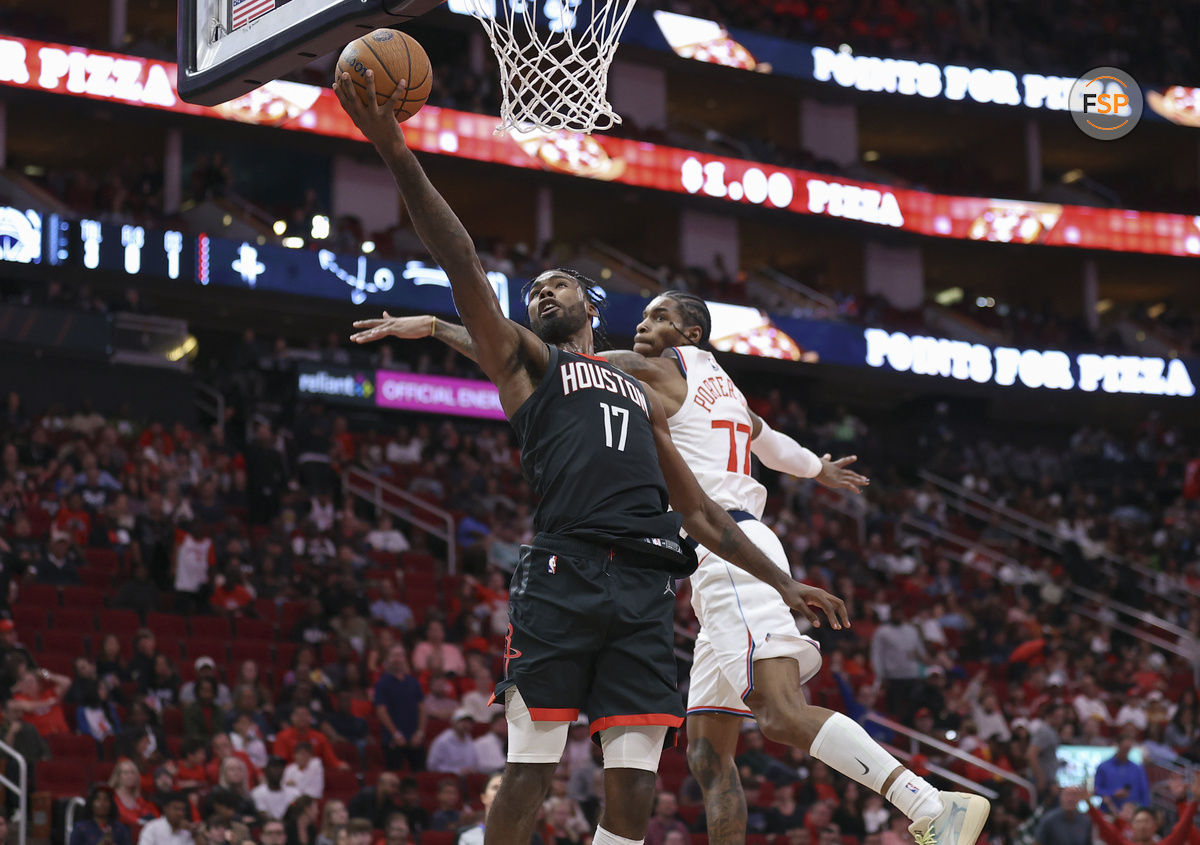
top-left (1070, 67), bottom-right (1143, 140)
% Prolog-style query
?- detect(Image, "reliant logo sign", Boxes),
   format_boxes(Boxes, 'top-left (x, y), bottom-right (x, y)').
top-left (296, 367), bottom-right (375, 406)
top-left (864, 329), bottom-right (1196, 397)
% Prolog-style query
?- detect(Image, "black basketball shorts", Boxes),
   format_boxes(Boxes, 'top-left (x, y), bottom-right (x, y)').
top-left (493, 533), bottom-right (684, 743)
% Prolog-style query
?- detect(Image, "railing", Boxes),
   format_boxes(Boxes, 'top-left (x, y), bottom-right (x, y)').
top-left (899, 516), bottom-right (1192, 659)
top-left (63, 797), bottom-right (86, 845)
top-left (917, 469), bottom-right (1200, 606)
top-left (753, 266), bottom-right (839, 314)
top-left (863, 712), bottom-right (1037, 805)
top-left (195, 382), bottom-right (226, 430)
top-left (343, 467), bottom-right (458, 574)
top-left (0, 737), bottom-right (28, 845)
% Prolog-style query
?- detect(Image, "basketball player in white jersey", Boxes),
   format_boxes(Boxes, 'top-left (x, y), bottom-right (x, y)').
top-left (350, 294), bottom-right (990, 845)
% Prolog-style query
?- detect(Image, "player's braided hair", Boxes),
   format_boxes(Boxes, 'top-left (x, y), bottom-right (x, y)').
top-left (522, 268), bottom-right (610, 350)
top-left (660, 290), bottom-right (711, 346)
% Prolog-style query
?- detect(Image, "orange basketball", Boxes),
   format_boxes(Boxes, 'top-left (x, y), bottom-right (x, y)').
top-left (336, 29), bottom-right (433, 123)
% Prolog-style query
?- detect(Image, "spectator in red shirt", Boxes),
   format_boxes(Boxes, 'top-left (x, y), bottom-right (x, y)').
top-left (108, 758), bottom-right (160, 827)
top-left (54, 492), bottom-right (92, 546)
top-left (273, 707), bottom-right (348, 770)
top-left (1088, 794), bottom-right (1198, 845)
top-left (12, 668), bottom-right (71, 735)
top-left (205, 732), bottom-right (260, 785)
top-left (175, 739), bottom-right (211, 789)
top-left (209, 566), bottom-right (255, 616)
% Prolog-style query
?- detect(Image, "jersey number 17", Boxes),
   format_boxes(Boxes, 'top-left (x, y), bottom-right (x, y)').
top-left (600, 402), bottom-right (630, 451)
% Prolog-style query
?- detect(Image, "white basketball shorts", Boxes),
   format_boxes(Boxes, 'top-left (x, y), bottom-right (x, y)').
top-left (687, 516), bottom-right (822, 717)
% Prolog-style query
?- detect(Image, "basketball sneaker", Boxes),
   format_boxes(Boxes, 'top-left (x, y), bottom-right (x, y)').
top-left (908, 792), bottom-right (991, 845)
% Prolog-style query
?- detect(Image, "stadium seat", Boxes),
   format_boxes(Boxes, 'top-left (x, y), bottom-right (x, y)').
top-left (38, 759), bottom-right (95, 797)
top-left (190, 616), bottom-right (233, 640)
top-left (658, 748), bottom-right (689, 793)
top-left (61, 586), bottom-right (107, 609)
top-left (52, 607), bottom-right (96, 632)
top-left (182, 638), bottom-right (231, 664)
top-left (147, 612), bottom-right (189, 643)
top-left (79, 567), bottom-right (115, 588)
top-left (233, 618), bottom-right (274, 640)
top-left (21, 584), bottom-right (60, 608)
top-left (12, 606), bottom-right (49, 633)
top-left (83, 548), bottom-right (120, 572)
top-left (96, 609), bottom-right (141, 639)
top-left (230, 640), bottom-right (275, 668)
top-left (325, 767), bottom-right (360, 801)
top-left (421, 834), bottom-right (454, 845)
top-left (39, 629), bottom-right (89, 657)
top-left (47, 732), bottom-right (100, 761)
top-left (161, 707), bottom-right (184, 737)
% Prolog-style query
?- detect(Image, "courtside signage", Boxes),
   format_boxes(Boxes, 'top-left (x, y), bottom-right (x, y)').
top-left (864, 328), bottom-right (1196, 397)
top-left (375, 371), bottom-right (505, 419)
top-left (5, 35), bottom-right (1200, 258)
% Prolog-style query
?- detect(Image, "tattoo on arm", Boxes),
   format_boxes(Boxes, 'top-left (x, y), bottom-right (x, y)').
top-left (601, 350), bottom-right (653, 375)
top-left (431, 320), bottom-right (479, 362)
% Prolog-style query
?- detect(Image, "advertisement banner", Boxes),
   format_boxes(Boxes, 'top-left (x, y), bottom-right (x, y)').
top-left (4, 36), bottom-right (1200, 258)
top-left (295, 363), bottom-right (377, 407)
top-left (375, 370), bottom-right (505, 419)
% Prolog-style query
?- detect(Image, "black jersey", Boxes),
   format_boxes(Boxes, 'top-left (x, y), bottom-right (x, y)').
top-left (509, 346), bottom-right (696, 576)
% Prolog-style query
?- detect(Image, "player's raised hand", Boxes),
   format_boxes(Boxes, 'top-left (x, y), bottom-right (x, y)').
top-left (780, 582), bottom-right (851, 630)
top-left (333, 69), bottom-right (408, 148)
top-left (351, 312), bottom-right (434, 344)
top-left (815, 454), bottom-right (870, 493)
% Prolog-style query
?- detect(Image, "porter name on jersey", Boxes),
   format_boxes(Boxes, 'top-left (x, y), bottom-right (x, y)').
top-left (560, 360), bottom-right (650, 416)
top-left (692, 374), bottom-right (743, 413)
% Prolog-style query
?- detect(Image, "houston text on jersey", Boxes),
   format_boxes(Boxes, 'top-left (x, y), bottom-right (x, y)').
top-left (559, 359), bottom-right (650, 416)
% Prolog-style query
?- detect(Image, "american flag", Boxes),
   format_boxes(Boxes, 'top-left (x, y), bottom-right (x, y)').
top-left (232, 0), bottom-right (276, 30)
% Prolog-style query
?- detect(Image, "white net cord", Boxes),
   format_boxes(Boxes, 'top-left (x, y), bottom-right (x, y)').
top-left (464, 0), bottom-right (638, 134)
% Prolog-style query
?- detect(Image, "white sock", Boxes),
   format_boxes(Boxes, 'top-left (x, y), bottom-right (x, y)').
top-left (810, 713), bottom-right (944, 822)
top-left (885, 772), bottom-right (944, 823)
top-left (592, 827), bottom-right (642, 845)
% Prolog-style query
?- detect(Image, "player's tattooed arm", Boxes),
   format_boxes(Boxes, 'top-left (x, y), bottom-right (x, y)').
top-left (351, 314), bottom-right (480, 363)
top-left (644, 382), bottom-right (849, 630)
top-left (334, 70), bottom-right (546, 394)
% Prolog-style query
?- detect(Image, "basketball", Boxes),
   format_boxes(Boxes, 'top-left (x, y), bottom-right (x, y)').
top-left (336, 29), bottom-right (433, 123)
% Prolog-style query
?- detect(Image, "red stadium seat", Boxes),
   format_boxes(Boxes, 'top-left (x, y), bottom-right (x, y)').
top-left (39, 629), bottom-right (89, 657)
top-left (95, 610), bottom-right (141, 640)
top-left (658, 748), bottom-right (689, 793)
top-left (61, 586), bottom-right (106, 610)
top-left (325, 767), bottom-right (360, 801)
top-left (52, 607), bottom-right (96, 632)
top-left (161, 707), bottom-right (184, 737)
top-left (21, 584), bottom-right (60, 608)
top-left (234, 618), bottom-right (274, 640)
top-left (79, 568), bottom-right (115, 588)
top-left (230, 640), bottom-right (274, 669)
top-left (421, 834), bottom-right (454, 845)
top-left (190, 616), bottom-right (233, 640)
top-left (47, 733), bottom-right (100, 761)
top-left (83, 548), bottom-right (120, 572)
top-left (38, 759), bottom-right (95, 797)
top-left (146, 613), bottom-right (189, 647)
top-left (12, 606), bottom-right (50, 634)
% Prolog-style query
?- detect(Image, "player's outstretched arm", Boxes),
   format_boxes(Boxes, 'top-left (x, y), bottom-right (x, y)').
top-left (749, 411), bottom-right (869, 493)
top-left (645, 386), bottom-right (849, 630)
top-left (334, 72), bottom-right (544, 391)
top-left (350, 313), bottom-right (480, 363)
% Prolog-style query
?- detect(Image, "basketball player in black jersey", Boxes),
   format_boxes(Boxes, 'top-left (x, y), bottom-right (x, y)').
top-left (336, 73), bottom-right (848, 845)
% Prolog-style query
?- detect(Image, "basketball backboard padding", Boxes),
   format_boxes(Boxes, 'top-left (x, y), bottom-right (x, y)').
top-left (177, 0), bottom-right (444, 106)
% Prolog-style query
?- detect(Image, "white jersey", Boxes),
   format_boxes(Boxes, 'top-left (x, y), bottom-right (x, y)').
top-left (666, 346), bottom-right (767, 518)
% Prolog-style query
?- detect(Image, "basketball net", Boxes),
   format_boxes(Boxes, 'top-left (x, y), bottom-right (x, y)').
top-left (463, 0), bottom-right (637, 135)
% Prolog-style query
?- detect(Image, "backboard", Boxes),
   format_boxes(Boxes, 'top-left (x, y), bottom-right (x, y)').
top-left (177, 0), bottom-right (443, 106)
